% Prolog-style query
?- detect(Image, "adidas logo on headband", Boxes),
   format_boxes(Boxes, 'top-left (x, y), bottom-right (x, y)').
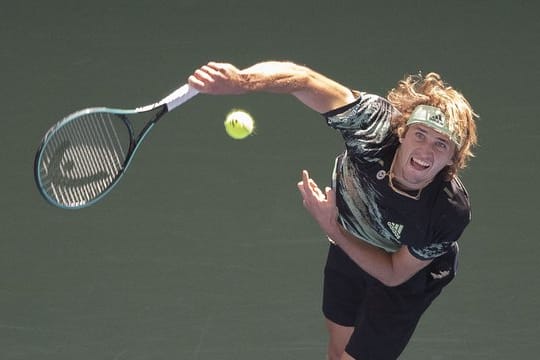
top-left (407, 105), bottom-right (462, 149)
top-left (429, 113), bottom-right (444, 126)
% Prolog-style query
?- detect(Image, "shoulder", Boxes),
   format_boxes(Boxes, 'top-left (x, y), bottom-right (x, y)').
top-left (437, 176), bottom-right (471, 223)
top-left (430, 175), bottom-right (471, 246)
top-left (323, 92), bottom-right (399, 128)
top-left (407, 176), bottom-right (471, 260)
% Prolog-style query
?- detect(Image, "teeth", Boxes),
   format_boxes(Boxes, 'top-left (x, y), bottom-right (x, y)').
top-left (413, 158), bottom-right (430, 168)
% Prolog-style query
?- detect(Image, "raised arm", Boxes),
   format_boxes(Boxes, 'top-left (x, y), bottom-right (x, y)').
top-left (188, 61), bottom-right (357, 113)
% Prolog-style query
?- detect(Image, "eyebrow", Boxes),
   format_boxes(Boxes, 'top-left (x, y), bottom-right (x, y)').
top-left (416, 126), bottom-right (450, 144)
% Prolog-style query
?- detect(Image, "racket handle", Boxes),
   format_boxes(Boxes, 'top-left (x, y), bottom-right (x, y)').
top-left (162, 84), bottom-right (199, 111)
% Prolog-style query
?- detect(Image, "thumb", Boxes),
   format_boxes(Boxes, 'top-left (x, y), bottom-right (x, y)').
top-left (325, 187), bottom-right (336, 202)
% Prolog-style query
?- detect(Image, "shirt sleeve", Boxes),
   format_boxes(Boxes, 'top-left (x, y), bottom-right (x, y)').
top-left (407, 179), bottom-right (472, 260)
top-left (323, 92), bottom-right (400, 160)
top-left (407, 226), bottom-right (465, 260)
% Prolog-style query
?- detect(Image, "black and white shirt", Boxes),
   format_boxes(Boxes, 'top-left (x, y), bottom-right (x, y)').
top-left (324, 93), bottom-right (471, 260)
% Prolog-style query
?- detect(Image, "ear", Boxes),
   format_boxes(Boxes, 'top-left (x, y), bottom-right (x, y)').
top-left (446, 151), bottom-right (457, 166)
top-left (397, 126), bottom-right (408, 143)
top-left (447, 146), bottom-right (459, 166)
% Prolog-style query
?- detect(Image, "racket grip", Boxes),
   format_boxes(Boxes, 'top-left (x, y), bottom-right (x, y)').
top-left (163, 84), bottom-right (199, 111)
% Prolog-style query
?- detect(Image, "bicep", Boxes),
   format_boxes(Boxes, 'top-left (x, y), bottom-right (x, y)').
top-left (240, 61), bottom-right (356, 113)
top-left (293, 71), bottom-right (357, 113)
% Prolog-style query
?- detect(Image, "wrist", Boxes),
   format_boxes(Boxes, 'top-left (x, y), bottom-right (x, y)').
top-left (325, 219), bottom-right (344, 246)
top-left (237, 73), bottom-right (252, 93)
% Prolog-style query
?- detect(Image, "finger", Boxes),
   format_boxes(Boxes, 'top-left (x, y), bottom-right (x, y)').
top-left (301, 170), bottom-right (309, 184)
top-left (305, 175), bottom-right (325, 199)
top-left (297, 181), bottom-right (306, 197)
top-left (193, 69), bottom-right (215, 83)
top-left (325, 187), bottom-right (336, 205)
top-left (301, 170), bottom-right (326, 201)
top-left (308, 178), bottom-right (322, 194)
top-left (301, 170), bottom-right (312, 194)
top-left (208, 62), bottom-right (239, 74)
top-left (302, 170), bottom-right (319, 193)
top-left (206, 61), bottom-right (226, 69)
top-left (201, 65), bottom-right (226, 79)
top-left (188, 75), bottom-right (204, 89)
top-left (206, 61), bottom-right (220, 68)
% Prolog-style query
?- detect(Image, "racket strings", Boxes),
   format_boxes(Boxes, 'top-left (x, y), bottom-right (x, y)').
top-left (38, 112), bottom-right (131, 207)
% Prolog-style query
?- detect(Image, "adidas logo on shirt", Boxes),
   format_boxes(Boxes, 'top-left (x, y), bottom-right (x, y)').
top-left (387, 222), bottom-right (404, 239)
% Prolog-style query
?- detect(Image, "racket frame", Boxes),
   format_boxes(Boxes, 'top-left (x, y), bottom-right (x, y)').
top-left (34, 84), bottom-right (198, 209)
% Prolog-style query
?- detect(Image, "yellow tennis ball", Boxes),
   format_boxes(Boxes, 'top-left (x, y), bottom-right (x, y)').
top-left (224, 110), bottom-right (254, 140)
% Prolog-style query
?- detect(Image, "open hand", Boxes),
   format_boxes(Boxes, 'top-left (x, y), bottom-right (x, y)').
top-left (297, 170), bottom-right (339, 238)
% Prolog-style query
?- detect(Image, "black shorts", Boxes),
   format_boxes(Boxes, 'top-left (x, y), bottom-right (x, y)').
top-left (323, 244), bottom-right (458, 360)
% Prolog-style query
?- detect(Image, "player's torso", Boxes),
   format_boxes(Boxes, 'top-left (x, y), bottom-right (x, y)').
top-left (334, 145), bottom-right (444, 254)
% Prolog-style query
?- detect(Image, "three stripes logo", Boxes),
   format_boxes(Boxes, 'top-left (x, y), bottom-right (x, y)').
top-left (387, 222), bottom-right (404, 239)
top-left (429, 113), bottom-right (445, 126)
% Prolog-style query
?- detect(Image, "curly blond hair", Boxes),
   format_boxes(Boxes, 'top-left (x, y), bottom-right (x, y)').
top-left (387, 72), bottom-right (478, 179)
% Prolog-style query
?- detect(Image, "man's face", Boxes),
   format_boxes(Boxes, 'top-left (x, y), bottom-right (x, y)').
top-left (393, 124), bottom-right (456, 190)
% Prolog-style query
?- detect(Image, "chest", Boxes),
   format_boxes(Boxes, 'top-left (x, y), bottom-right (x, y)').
top-left (336, 153), bottom-right (439, 246)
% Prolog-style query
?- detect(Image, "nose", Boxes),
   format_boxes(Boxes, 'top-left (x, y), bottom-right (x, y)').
top-left (418, 140), bottom-right (435, 155)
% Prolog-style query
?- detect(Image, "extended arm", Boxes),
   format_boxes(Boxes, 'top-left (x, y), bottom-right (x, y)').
top-left (297, 170), bottom-right (432, 287)
top-left (188, 61), bottom-right (356, 113)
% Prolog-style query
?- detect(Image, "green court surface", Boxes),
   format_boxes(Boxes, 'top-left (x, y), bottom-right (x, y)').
top-left (1, 1), bottom-right (538, 359)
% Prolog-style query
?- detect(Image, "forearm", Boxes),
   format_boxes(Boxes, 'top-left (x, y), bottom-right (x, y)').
top-left (238, 61), bottom-right (309, 93)
top-left (298, 170), bottom-right (430, 287)
top-left (329, 222), bottom-right (432, 287)
top-left (239, 61), bottom-right (355, 113)
top-left (328, 225), bottom-right (402, 286)
top-left (298, 171), bottom-right (397, 285)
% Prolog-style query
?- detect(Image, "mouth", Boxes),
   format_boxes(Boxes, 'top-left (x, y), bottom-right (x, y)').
top-left (410, 157), bottom-right (431, 171)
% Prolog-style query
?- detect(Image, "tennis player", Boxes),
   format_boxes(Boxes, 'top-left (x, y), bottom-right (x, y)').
top-left (188, 61), bottom-right (477, 360)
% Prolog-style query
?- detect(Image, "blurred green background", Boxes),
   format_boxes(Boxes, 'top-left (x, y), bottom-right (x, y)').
top-left (1, 1), bottom-right (539, 359)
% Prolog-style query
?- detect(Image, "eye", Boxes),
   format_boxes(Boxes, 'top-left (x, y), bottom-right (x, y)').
top-left (415, 131), bottom-right (425, 141)
top-left (435, 141), bottom-right (448, 150)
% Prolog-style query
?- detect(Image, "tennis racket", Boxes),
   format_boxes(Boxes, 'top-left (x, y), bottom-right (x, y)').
top-left (34, 83), bottom-right (199, 209)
